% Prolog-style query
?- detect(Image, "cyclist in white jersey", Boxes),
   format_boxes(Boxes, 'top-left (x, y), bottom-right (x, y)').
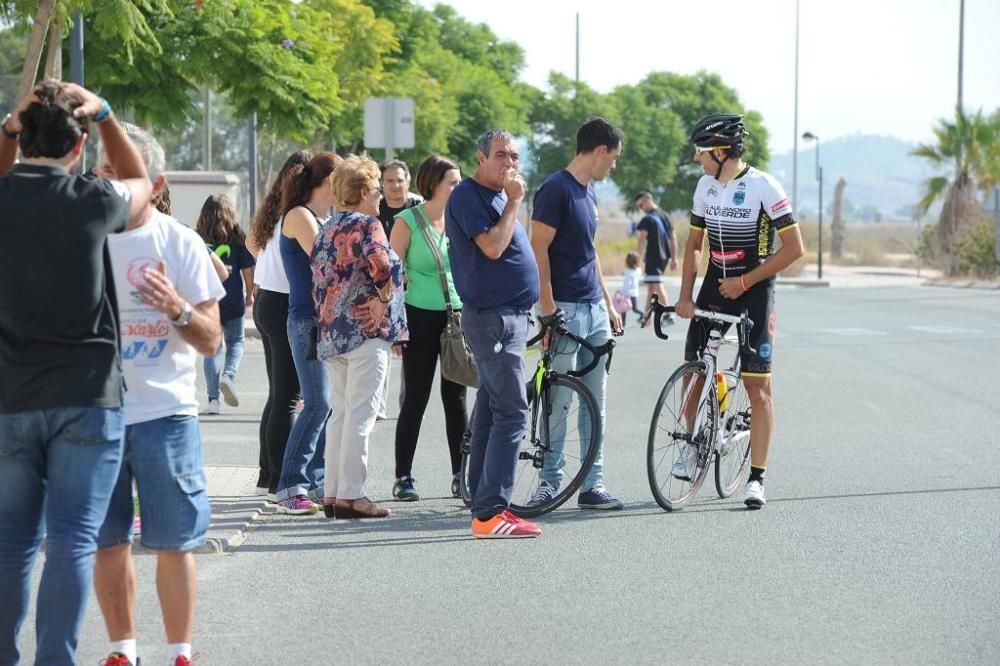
top-left (674, 114), bottom-right (805, 509)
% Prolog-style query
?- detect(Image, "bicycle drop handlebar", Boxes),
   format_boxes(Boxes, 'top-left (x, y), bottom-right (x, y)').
top-left (526, 310), bottom-right (616, 377)
top-left (647, 294), bottom-right (757, 356)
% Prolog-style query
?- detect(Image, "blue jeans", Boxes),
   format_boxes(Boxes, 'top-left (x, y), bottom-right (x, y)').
top-left (204, 315), bottom-right (246, 400)
top-left (276, 317), bottom-right (329, 501)
top-left (98, 415), bottom-right (210, 552)
top-left (542, 300), bottom-right (611, 492)
top-left (0, 407), bottom-right (125, 665)
top-left (462, 306), bottom-right (530, 521)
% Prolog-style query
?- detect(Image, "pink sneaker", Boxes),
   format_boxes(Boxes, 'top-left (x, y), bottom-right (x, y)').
top-left (276, 494), bottom-right (319, 515)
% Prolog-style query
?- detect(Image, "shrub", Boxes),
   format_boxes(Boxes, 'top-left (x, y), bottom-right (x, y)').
top-left (952, 220), bottom-right (999, 278)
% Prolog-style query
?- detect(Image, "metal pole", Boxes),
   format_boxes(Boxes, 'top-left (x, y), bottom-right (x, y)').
top-left (70, 12), bottom-right (84, 168)
top-left (248, 113), bottom-right (258, 220)
top-left (385, 97), bottom-right (394, 162)
top-left (815, 139), bottom-right (822, 280)
top-left (916, 209), bottom-right (922, 279)
top-left (958, 0), bottom-right (964, 114)
top-left (994, 186), bottom-right (999, 272)
top-left (792, 0), bottom-right (800, 209)
top-left (575, 12), bottom-right (580, 83)
top-left (203, 87), bottom-right (212, 170)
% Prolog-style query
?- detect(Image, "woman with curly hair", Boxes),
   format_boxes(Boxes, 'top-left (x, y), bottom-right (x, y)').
top-left (246, 150), bottom-right (311, 498)
top-left (274, 151), bottom-right (342, 515)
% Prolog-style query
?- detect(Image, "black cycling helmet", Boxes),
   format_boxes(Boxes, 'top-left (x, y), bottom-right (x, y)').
top-left (690, 113), bottom-right (749, 178)
top-left (689, 113), bottom-right (749, 150)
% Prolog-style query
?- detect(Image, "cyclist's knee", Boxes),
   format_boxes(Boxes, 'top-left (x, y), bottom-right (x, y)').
top-left (743, 378), bottom-right (772, 405)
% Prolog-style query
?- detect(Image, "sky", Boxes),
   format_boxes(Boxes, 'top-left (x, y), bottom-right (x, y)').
top-left (417, 0), bottom-right (1000, 155)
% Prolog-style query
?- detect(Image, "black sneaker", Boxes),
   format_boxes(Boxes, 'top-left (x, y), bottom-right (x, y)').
top-left (392, 476), bottom-right (420, 501)
top-left (450, 473), bottom-right (462, 498)
top-left (577, 486), bottom-right (624, 510)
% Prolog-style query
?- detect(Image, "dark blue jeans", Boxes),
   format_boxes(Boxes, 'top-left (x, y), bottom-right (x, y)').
top-left (461, 306), bottom-right (530, 521)
top-left (0, 406), bottom-right (125, 665)
top-left (276, 316), bottom-right (329, 501)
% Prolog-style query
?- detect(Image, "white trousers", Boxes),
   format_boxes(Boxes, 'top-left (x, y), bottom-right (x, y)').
top-left (323, 339), bottom-right (390, 500)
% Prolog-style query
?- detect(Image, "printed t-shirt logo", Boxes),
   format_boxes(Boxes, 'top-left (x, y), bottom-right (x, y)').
top-left (707, 185), bottom-right (719, 198)
top-left (733, 190), bottom-right (746, 205)
top-left (711, 249), bottom-right (745, 263)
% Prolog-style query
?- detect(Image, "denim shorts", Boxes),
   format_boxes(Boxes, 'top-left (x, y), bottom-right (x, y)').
top-left (97, 414), bottom-right (210, 551)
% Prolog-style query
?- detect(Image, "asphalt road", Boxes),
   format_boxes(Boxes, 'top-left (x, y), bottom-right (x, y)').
top-left (20, 284), bottom-right (1000, 664)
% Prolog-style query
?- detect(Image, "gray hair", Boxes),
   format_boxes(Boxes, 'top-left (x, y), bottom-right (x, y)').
top-left (111, 121), bottom-right (166, 182)
top-left (476, 128), bottom-right (516, 157)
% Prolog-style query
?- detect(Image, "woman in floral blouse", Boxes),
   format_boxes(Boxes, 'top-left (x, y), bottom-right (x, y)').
top-left (313, 154), bottom-right (407, 519)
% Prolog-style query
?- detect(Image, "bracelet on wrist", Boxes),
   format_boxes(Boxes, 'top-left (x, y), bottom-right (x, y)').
top-left (740, 275), bottom-right (748, 292)
top-left (1, 113), bottom-right (18, 139)
top-left (93, 98), bottom-right (112, 123)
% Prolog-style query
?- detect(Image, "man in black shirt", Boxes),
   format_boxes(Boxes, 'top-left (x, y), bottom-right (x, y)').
top-left (634, 191), bottom-right (678, 325)
top-left (375, 159), bottom-right (422, 419)
top-left (0, 81), bottom-right (151, 664)
top-left (377, 159), bottom-right (423, 236)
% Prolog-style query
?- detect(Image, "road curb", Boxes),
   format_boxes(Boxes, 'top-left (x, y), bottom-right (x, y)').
top-left (776, 278), bottom-right (830, 287)
top-left (923, 278), bottom-right (1000, 291)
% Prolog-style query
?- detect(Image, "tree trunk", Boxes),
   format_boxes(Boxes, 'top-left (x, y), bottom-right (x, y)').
top-left (43, 20), bottom-right (62, 80)
top-left (938, 170), bottom-right (982, 275)
top-left (831, 177), bottom-right (847, 259)
top-left (16, 0), bottom-right (58, 103)
top-left (262, 133), bottom-right (278, 192)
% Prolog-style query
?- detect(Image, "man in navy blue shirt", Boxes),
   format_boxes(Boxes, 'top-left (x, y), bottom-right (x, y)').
top-left (445, 129), bottom-right (542, 539)
top-left (530, 117), bottom-right (625, 510)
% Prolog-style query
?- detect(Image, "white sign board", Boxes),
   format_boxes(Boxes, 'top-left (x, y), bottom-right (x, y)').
top-left (364, 97), bottom-right (415, 154)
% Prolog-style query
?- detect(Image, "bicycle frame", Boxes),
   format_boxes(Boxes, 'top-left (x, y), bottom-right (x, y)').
top-left (524, 312), bottom-right (614, 469)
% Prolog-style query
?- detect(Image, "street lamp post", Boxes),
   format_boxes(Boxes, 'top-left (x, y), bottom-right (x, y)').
top-left (802, 132), bottom-right (823, 279)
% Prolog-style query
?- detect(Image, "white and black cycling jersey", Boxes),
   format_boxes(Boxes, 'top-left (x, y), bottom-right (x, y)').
top-left (691, 165), bottom-right (796, 277)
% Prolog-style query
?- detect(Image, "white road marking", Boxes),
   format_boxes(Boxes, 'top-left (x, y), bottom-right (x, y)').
top-left (908, 325), bottom-right (983, 335)
top-left (823, 327), bottom-right (888, 336)
top-left (860, 400), bottom-right (885, 413)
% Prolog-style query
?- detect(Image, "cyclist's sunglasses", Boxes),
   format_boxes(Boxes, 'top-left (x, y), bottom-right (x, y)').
top-left (693, 145), bottom-right (729, 154)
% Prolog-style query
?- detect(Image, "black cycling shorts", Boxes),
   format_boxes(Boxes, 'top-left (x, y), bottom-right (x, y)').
top-left (683, 273), bottom-right (776, 376)
top-left (643, 261), bottom-right (666, 283)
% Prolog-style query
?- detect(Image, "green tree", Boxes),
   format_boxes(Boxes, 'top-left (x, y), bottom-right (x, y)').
top-left (526, 73), bottom-right (615, 192)
top-left (357, 0), bottom-right (533, 175)
top-left (913, 109), bottom-right (1000, 274)
top-left (625, 71), bottom-right (769, 212)
top-left (607, 81), bottom-right (686, 206)
top-left (0, 1), bottom-right (170, 101)
top-left (82, 0), bottom-right (379, 142)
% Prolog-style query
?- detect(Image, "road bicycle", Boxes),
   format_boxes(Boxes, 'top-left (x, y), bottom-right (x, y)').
top-left (458, 310), bottom-right (615, 518)
top-left (645, 295), bottom-right (754, 511)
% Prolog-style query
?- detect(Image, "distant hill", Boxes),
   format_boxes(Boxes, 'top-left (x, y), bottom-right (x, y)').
top-left (769, 134), bottom-right (938, 221)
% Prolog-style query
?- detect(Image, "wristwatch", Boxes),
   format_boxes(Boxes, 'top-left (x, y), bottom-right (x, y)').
top-left (1, 113), bottom-right (18, 140)
top-left (170, 302), bottom-right (193, 327)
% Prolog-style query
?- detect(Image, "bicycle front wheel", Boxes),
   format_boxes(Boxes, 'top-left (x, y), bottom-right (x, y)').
top-left (509, 374), bottom-right (599, 518)
top-left (714, 373), bottom-right (752, 498)
top-left (647, 360), bottom-right (718, 511)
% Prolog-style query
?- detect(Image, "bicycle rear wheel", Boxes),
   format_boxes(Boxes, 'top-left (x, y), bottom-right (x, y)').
top-left (714, 372), bottom-right (752, 498)
top-left (647, 360), bottom-right (718, 511)
top-left (509, 374), bottom-right (599, 519)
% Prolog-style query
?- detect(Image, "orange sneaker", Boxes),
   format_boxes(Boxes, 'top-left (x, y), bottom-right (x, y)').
top-left (471, 510), bottom-right (541, 539)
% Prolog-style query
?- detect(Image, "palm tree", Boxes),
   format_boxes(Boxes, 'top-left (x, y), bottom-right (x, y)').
top-left (912, 109), bottom-right (1000, 274)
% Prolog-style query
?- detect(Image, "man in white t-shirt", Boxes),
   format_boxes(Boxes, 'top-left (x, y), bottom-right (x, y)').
top-left (92, 125), bottom-right (224, 666)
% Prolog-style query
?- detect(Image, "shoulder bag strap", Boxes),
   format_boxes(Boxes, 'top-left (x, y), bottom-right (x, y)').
top-left (413, 206), bottom-right (454, 313)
